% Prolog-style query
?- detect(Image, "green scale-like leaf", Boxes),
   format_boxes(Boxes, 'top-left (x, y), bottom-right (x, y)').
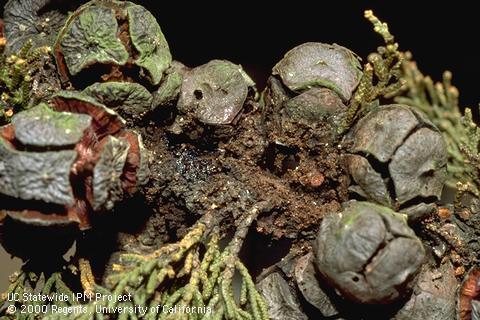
top-left (128, 4), bottom-right (172, 86)
top-left (59, 5), bottom-right (129, 76)
top-left (93, 135), bottom-right (130, 211)
top-left (83, 82), bottom-right (152, 119)
top-left (0, 138), bottom-right (77, 206)
top-left (12, 103), bottom-right (92, 147)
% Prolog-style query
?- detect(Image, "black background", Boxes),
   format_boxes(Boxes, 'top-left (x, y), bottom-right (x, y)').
top-left (1, 1), bottom-right (479, 111)
top-left (138, 1), bottom-right (478, 110)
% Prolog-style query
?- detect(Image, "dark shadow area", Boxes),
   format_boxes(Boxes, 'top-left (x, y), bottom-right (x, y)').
top-left (122, 1), bottom-right (479, 119)
top-left (2, 0), bottom-right (477, 111)
top-left (240, 220), bottom-right (293, 278)
top-left (0, 217), bottom-right (77, 261)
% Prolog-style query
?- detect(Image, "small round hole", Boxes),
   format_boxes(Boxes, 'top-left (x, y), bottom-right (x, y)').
top-left (352, 276), bottom-right (360, 282)
top-left (422, 169), bottom-right (435, 178)
top-left (194, 90), bottom-right (203, 100)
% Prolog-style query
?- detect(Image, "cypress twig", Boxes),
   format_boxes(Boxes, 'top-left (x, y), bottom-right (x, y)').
top-left (339, 10), bottom-right (405, 134)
